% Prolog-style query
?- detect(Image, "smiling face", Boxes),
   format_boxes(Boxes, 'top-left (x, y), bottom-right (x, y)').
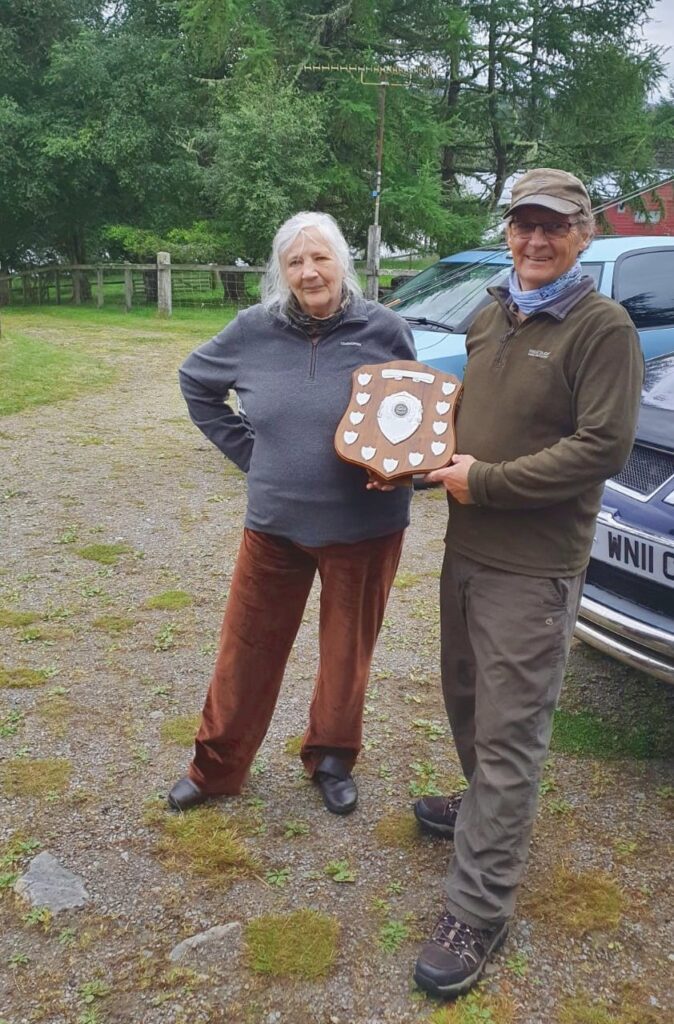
top-left (283, 230), bottom-right (345, 318)
top-left (506, 205), bottom-right (590, 291)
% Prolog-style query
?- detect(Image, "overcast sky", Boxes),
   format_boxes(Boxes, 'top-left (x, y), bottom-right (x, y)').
top-left (643, 0), bottom-right (674, 97)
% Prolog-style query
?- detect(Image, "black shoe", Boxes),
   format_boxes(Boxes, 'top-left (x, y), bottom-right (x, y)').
top-left (167, 777), bottom-right (207, 812)
top-left (413, 793), bottom-right (463, 839)
top-left (414, 911), bottom-right (508, 998)
top-left (314, 755), bottom-right (358, 815)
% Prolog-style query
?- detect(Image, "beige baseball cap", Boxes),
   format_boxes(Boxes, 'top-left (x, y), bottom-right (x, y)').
top-left (503, 168), bottom-right (592, 219)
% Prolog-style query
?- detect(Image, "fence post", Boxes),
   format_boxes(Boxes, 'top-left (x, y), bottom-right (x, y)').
top-left (123, 265), bottom-right (133, 312)
top-left (73, 271), bottom-right (82, 305)
top-left (96, 268), bottom-right (104, 308)
top-left (157, 251), bottom-right (172, 316)
top-left (55, 270), bottom-right (61, 305)
top-left (365, 224), bottom-right (381, 300)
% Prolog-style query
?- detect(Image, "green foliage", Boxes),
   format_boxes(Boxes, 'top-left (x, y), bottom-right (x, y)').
top-left (0, 665), bottom-right (50, 689)
top-left (206, 72), bottom-right (329, 262)
top-left (155, 806), bottom-right (257, 881)
top-left (522, 866), bottom-right (623, 934)
top-left (160, 713), bottom-right (200, 746)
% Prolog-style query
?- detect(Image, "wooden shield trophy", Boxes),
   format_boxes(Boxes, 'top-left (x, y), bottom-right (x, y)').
top-left (334, 360), bottom-right (462, 483)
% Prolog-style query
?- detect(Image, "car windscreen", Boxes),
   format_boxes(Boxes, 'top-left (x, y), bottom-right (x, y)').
top-left (636, 354), bottom-right (674, 449)
top-left (385, 261), bottom-right (509, 330)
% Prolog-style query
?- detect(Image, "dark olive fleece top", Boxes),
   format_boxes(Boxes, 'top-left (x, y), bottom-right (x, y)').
top-left (448, 279), bottom-right (644, 576)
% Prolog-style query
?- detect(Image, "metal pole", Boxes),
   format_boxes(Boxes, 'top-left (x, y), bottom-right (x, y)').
top-left (373, 81), bottom-right (387, 228)
top-left (366, 82), bottom-right (387, 300)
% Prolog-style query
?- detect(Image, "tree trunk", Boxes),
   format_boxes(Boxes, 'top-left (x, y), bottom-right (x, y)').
top-left (220, 270), bottom-right (246, 302)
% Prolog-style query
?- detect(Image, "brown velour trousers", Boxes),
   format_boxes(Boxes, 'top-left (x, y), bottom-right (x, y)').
top-left (187, 527), bottom-right (404, 795)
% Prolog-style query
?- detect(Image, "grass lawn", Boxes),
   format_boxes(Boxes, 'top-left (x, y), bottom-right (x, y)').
top-left (0, 305), bottom-right (236, 417)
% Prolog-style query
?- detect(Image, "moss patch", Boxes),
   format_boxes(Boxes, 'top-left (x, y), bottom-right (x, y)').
top-left (92, 614), bottom-right (137, 634)
top-left (522, 866), bottom-right (623, 934)
top-left (0, 666), bottom-right (50, 689)
top-left (160, 713), bottom-right (200, 747)
top-left (245, 909), bottom-right (339, 978)
top-left (0, 758), bottom-right (71, 798)
top-left (0, 609), bottom-right (39, 628)
top-left (36, 688), bottom-right (71, 738)
top-left (75, 543), bottom-right (130, 565)
top-left (156, 806), bottom-right (257, 881)
top-left (374, 812), bottom-right (419, 850)
top-left (144, 590), bottom-right (192, 610)
top-left (283, 734), bottom-right (303, 757)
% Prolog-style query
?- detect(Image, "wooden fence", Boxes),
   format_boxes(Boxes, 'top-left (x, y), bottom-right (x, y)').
top-left (0, 253), bottom-right (418, 314)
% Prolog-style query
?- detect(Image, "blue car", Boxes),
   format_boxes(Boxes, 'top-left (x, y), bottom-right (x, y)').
top-left (386, 236), bottom-right (674, 683)
top-left (386, 235), bottom-right (674, 376)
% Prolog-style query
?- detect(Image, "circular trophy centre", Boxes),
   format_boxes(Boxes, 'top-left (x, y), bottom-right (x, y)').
top-left (394, 402), bottom-right (409, 417)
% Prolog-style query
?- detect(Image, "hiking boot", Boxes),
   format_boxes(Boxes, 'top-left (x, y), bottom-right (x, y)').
top-left (413, 794), bottom-right (462, 838)
top-left (414, 911), bottom-right (509, 998)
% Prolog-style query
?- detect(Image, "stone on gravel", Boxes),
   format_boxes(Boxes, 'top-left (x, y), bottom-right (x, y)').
top-left (169, 921), bottom-right (242, 963)
top-left (14, 852), bottom-right (90, 912)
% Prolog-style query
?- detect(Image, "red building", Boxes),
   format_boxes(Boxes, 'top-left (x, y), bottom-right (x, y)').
top-left (598, 179), bottom-right (674, 235)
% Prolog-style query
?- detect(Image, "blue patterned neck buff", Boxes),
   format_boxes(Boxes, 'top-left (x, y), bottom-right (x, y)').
top-left (508, 260), bottom-right (583, 315)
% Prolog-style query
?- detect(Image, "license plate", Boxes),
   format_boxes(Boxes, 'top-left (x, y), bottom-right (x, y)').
top-left (592, 520), bottom-right (674, 588)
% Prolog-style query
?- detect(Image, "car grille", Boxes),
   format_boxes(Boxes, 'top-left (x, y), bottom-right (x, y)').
top-left (612, 444), bottom-right (674, 496)
top-left (585, 560), bottom-right (674, 616)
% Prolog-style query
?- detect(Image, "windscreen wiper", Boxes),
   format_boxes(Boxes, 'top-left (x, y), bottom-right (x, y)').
top-left (402, 315), bottom-right (452, 332)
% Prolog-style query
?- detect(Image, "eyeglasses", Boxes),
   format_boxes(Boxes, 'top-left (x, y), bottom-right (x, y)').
top-left (509, 220), bottom-right (578, 239)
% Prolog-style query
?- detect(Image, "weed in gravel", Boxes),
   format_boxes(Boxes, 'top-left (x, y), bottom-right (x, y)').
top-left (144, 590), bottom-right (193, 610)
top-left (92, 614), bottom-right (136, 634)
top-left (426, 989), bottom-right (517, 1024)
top-left (409, 760), bottom-right (441, 797)
top-left (282, 819), bottom-right (310, 838)
top-left (79, 979), bottom-right (111, 1003)
top-left (36, 687), bottom-right (71, 737)
top-left (0, 708), bottom-right (24, 737)
top-left (375, 811), bottom-right (419, 849)
top-left (56, 525), bottom-right (79, 544)
top-left (155, 806), bottom-right (257, 881)
top-left (265, 866), bottom-right (291, 887)
top-left (412, 718), bottom-right (446, 741)
top-left (0, 758), bottom-right (71, 798)
top-left (522, 866), bottom-right (623, 934)
top-left (0, 836), bottom-right (40, 893)
top-left (505, 949), bottom-right (529, 977)
top-left (154, 622), bottom-right (179, 651)
top-left (0, 665), bottom-right (50, 688)
top-left (324, 859), bottom-right (356, 882)
top-left (160, 713), bottom-right (200, 746)
top-left (76, 543), bottom-right (130, 565)
top-left (393, 571), bottom-right (422, 590)
top-left (283, 734), bottom-right (303, 756)
top-left (245, 908), bottom-right (339, 978)
top-left (0, 609), bottom-right (39, 627)
top-left (379, 918), bottom-right (409, 952)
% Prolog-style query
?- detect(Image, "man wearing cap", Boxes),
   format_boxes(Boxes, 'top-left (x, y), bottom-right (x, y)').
top-left (411, 168), bottom-right (643, 998)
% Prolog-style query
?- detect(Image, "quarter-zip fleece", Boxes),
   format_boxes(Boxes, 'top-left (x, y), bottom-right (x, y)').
top-left (449, 279), bottom-right (643, 576)
top-left (179, 297), bottom-right (416, 546)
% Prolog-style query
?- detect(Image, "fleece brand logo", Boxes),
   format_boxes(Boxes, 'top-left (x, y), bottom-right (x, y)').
top-left (340, 340), bottom-right (362, 346)
top-left (528, 348), bottom-right (550, 359)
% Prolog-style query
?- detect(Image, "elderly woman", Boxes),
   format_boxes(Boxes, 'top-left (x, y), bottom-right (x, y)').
top-left (168, 212), bottom-right (415, 815)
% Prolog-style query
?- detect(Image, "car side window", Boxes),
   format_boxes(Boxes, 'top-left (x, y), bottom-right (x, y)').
top-left (612, 249), bottom-right (674, 329)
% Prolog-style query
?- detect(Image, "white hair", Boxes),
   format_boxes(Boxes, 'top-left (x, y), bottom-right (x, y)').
top-left (261, 211), bottom-right (362, 315)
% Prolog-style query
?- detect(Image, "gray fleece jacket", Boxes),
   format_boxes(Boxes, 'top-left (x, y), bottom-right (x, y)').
top-left (179, 296), bottom-right (416, 546)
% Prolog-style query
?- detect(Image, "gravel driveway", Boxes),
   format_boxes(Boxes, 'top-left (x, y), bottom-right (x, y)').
top-left (1, 320), bottom-right (672, 1024)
